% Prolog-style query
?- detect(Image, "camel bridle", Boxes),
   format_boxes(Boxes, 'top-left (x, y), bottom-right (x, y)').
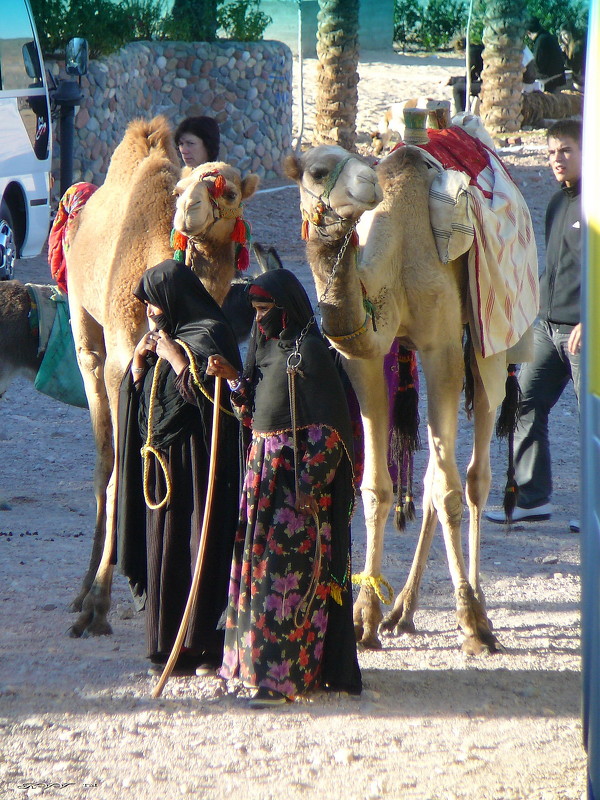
top-left (301, 155), bottom-right (362, 240)
top-left (183, 169), bottom-right (243, 243)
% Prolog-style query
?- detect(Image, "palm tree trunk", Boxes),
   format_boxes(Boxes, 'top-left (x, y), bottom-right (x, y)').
top-left (480, 0), bottom-right (526, 135)
top-left (314, 0), bottom-right (360, 150)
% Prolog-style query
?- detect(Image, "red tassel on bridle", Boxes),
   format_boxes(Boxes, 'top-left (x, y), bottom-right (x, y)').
top-left (231, 217), bottom-right (247, 244)
top-left (211, 174), bottom-right (226, 198)
top-left (301, 219), bottom-right (310, 240)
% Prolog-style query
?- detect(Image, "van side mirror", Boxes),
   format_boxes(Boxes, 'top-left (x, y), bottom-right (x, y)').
top-left (65, 38), bottom-right (88, 77)
top-left (23, 40), bottom-right (42, 81)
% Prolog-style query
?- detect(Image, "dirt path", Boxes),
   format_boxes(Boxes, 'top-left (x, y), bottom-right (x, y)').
top-left (0, 52), bottom-right (585, 800)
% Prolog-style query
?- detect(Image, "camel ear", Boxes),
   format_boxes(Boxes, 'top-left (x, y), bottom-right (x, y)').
top-left (241, 173), bottom-right (260, 201)
top-left (284, 154), bottom-right (303, 182)
top-left (173, 175), bottom-right (194, 197)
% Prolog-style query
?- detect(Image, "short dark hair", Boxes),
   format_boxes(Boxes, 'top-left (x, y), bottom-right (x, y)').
top-left (547, 119), bottom-right (582, 145)
top-left (174, 116), bottom-right (220, 161)
top-left (527, 16), bottom-right (542, 33)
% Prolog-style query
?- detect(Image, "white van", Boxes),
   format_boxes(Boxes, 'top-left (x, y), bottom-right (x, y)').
top-left (0, 0), bottom-right (52, 279)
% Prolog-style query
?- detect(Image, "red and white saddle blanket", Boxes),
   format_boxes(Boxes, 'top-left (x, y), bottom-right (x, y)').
top-left (413, 124), bottom-right (539, 362)
top-left (48, 181), bottom-right (98, 293)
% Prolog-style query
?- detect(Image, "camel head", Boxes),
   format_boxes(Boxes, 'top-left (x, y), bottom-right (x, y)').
top-left (173, 162), bottom-right (260, 244)
top-left (285, 145), bottom-right (382, 242)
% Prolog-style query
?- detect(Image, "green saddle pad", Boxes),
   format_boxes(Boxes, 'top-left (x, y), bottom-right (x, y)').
top-left (34, 292), bottom-right (88, 409)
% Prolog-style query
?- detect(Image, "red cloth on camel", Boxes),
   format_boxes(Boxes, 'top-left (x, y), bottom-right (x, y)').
top-left (48, 182), bottom-right (98, 293)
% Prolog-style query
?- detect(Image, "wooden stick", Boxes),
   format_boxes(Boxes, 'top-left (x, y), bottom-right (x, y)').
top-left (151, 376), bottom-right (223, 698)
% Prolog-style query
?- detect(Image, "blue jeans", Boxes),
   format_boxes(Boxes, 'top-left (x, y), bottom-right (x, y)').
top-left (514, 319), bottom-right (580, 508)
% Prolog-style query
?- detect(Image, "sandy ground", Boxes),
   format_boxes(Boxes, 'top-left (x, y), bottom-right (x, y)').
top-left (0, 52), bottom-right (586, 800)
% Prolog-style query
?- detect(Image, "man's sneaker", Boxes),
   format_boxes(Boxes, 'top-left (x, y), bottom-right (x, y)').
top-left (569, 519), bottom-right (580, 533)
top-left (485, 503), bottom-right (552, 523)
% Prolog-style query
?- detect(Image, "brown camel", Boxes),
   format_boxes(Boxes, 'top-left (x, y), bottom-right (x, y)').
top-left (286, 143), bottom-right (536, 654)
top-left (65, 115), bottom-right (258, 636)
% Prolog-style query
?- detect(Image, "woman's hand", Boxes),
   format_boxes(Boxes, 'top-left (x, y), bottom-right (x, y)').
top-left (206, 355), bottom-right (240, 381)
top-left (134, 330), bottom-right (158, 360)
top-left (295, 491), bottom-right (319, 518)
top-left (155, 330), bottom-right (189, 374)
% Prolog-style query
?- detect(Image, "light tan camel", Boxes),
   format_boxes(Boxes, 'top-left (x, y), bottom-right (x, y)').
top-left (66, 115), bottom-right (259, 636)
top-left (286, 143), bottom-right (511, 654)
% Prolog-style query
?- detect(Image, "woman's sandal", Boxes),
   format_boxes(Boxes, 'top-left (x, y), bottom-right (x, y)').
top-left (248, 688), bottom-right (288, 709)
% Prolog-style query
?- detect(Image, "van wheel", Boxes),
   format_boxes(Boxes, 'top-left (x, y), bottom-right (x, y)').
top-left (0, 201), bottom-right (17, 280)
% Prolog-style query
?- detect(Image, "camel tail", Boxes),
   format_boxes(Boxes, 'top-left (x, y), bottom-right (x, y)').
top-left (390, 346), bottom-right (421, 531)
top-left (495, 364), bottom-right (522, 523)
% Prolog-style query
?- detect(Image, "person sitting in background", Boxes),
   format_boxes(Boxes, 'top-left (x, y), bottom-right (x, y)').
top-left (174, 115), bottom-right (220, 169)
top-left (559, 21), bottom-right (586, 91)
top-left (526, 17), bottom-right (566, 93)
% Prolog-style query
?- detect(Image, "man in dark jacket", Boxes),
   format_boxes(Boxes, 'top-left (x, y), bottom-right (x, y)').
top-left (527, 17), bottom-right (566, 92)
top-left (486, 119), bottom-right (582, 527)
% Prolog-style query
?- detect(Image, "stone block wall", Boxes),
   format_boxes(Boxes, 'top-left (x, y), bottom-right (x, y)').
top-left (49, 39), bottom-right (293, 187)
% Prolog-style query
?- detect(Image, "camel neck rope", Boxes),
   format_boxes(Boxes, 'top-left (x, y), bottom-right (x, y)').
top-left (141, 342), bottom-right (235, 510)
top-left (141, 357), bottom-right (172, 510)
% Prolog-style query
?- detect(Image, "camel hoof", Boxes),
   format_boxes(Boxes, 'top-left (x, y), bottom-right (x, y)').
top-left (68, 597), bottom-right (84, 613)
top-left (357, 633), bottom-right (383, 650)
top-left (381, 614), bottom-right (417, 636)
top-left (82, 619), bottom-right (113, 637)
top-left (461, 629), bottom-right (503, 655)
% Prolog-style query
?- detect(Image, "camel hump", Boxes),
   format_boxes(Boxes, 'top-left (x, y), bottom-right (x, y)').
top-left (127, 115), bottom-right (175, 157)
top-left (105, 115), bottom-right (179, 183)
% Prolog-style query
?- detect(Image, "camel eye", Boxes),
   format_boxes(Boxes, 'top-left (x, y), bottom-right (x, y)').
top-left (309, 167), bottom-right (328, 182)
top-left (224, 190), bottom-right (237, 202)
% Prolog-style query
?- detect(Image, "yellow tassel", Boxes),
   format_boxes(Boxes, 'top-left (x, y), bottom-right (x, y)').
top-left (330, 583), bottom-right (343, 605)
top-left (301, 219), bottom-right (309, 240)
top-left (351, 572), bottom-right (394, 604)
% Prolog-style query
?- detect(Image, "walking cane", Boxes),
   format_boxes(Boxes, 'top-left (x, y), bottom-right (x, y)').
top-left (151, 375), bottom-right (223, 698)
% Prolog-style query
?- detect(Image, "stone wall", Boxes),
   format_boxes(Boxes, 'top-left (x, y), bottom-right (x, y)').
top-left (49, 39), bottom-right (293, 187)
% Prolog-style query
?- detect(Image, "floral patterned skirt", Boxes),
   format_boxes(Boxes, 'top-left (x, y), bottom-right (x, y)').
top-left (220, 425), bottom-right (344, 699)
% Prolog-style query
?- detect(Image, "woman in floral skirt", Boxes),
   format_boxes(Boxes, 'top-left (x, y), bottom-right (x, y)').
top-left (207, 269), bottom-right (361, 708)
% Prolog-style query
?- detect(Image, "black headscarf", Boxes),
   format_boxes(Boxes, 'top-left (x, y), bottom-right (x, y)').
top-left (244, 269), bottom-right (353, 455)
top-left (133, 259), bottom-right (242, 451)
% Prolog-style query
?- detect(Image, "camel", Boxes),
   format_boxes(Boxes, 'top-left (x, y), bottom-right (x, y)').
top-left (286, 141), bottom-right (536, 654)
top-left (63, 115), bottom-right (259, 636)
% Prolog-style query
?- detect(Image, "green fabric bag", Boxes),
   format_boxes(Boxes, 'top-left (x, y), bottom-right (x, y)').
top-left (34, 292), bottom-right (88, 409)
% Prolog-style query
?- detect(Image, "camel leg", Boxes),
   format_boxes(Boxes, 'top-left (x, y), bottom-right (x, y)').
top-left (69, 433), bottom-right (113, 612)
top-left (68, 306), bottom-right (115, 636)
top-left (465, 360), bottom-right (496, 609)
top-left (381, 461), bottom-right (438, 635)
top-left (419, 345), bottom-right (498, 654)
top-left (344, 356), bottom-right (394, 650)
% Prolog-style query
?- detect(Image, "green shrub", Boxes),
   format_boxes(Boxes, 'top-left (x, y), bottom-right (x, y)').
top-left (31, 0), bottom-right (272, 59)
top-left (393, 0), bottom-right (421, 51)
top-left (419, 0), bottom-right (468, 50)
top-left (218, 0), bottom-right (272, 41)
top-left (30, 0), bottom-right (67, 55)
top-left (526, 0), bottom-right (589, 34)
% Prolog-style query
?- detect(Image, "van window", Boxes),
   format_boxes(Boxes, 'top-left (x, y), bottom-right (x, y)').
top-left (0, 3), bottom-right (43, 90)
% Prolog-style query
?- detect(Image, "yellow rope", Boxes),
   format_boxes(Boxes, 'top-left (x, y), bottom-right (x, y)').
top-left (176, 339), bottom-right (235, 417)
top-left (141, 357), bottom-right (172, 510)
top-left (351, 572), bottom-right (394, 605)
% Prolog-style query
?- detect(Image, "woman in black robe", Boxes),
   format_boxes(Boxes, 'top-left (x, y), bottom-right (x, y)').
top-left (207, 269), bottom-right (361, 707)
top-left (117, 259), bottom-right (242, 675)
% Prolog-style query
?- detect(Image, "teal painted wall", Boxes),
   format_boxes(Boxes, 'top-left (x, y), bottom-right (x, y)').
top-left (256, 1), bottom-right (394, 56)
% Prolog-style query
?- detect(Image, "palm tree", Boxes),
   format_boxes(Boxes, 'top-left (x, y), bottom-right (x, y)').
top-left (479, 0), bottom-right (527, 135)
top-left (313, 0), bottom-right (360, 150)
